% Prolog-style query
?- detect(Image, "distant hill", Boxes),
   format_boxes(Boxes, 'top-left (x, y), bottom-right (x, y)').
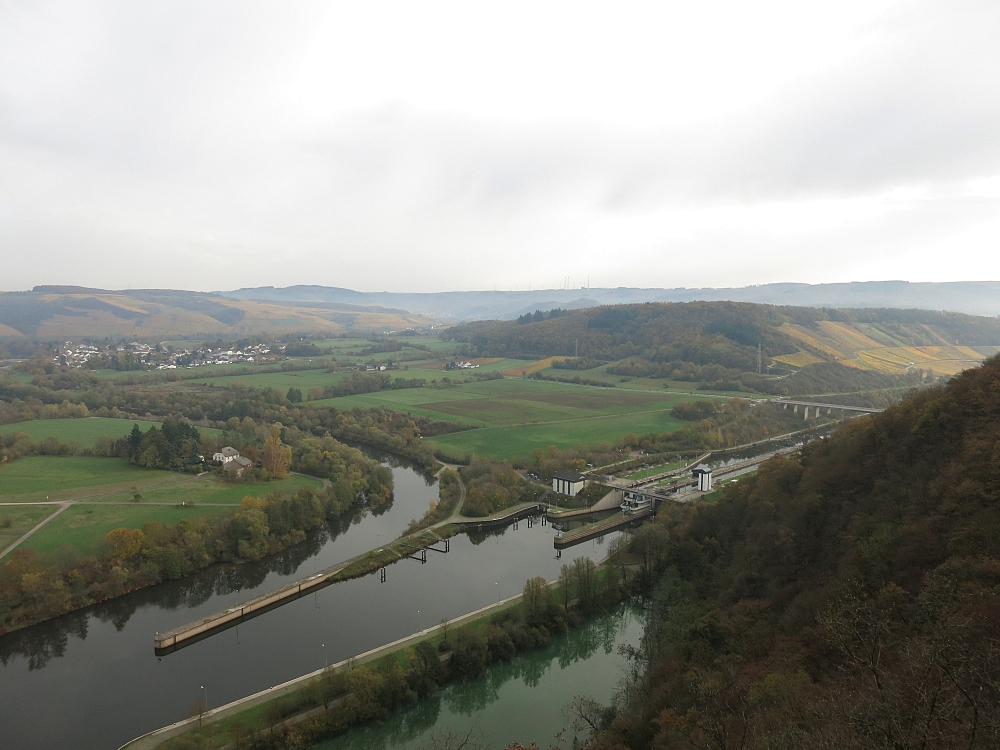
top-left (222, 280), bottom-right (1000, 321)
top-left (445, 301), bottom-right (1000, 395)
top-left (0, 288), bottom-right (436, 340)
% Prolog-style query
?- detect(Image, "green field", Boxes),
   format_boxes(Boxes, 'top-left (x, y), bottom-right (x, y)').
top-left (85, 471), bottom-right (324, 505)
top-left (0, 505), bottom-right (62, 551)
top-left (21, 504), bottom-right (232, 556)
top-left (0, 456), bottom-right (325, 556)
top-left (0, 456), bottom-right (321, 504)
top-left (312, 377), bottom-right (700, 459)
top-left (0, 417), bottom-right (222, 447)
top-left (317, 378), bottom-right (696, 425)
top-left (0, 457), bottom-right (171, 499)
top-left (426, 409), bottom-right (688, 461)
top-left (179, 368), bottom-right (346, 391)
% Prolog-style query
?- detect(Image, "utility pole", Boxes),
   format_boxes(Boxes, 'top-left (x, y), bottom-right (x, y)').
top-left (757, 341), bottom-right (762, 374)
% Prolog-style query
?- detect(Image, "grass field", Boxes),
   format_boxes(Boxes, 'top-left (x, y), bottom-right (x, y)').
top-left (179, 368), bottom-right (347, 390)
top-left (315, 378), bottom-right (698, 427)
top-left (0, 417), bottom-right (222, 446)
top-left (0, 455), bottom-right (317, 504)
top-left (21, 504), bottom-right (232, 556)
top-left (314, 377), bottom-right (700, 459)
top-left (85, 472), bottom-right (323, 505)
top-left (0, 505), bottom-right (61, 551)
top-left (0, 456), bottom-right (324, 555)
top-left (426, 409), bottom-right (688, 461)
top-left (0, 457), bottom-right (169, 499)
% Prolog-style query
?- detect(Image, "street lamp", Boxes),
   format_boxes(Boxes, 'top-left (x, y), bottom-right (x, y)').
top-left (322, 643), bottom-right (328, 669)
top-left (201, 685), bottom-right (208, 711)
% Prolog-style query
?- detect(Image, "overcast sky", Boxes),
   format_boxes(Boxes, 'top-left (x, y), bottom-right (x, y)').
top-left (2, 0), bottom-right (998, 293)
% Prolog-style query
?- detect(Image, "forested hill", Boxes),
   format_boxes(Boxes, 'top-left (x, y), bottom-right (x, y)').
top-left (445, 302), bottom-right (1000, 395)
top-left (595, 355), bottom-right (1000, 749)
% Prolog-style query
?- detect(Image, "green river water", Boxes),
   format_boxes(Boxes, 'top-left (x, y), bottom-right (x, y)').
top-left (316, 606), bottom-right (646, 750)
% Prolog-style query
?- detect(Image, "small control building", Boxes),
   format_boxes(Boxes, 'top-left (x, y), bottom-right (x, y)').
top-left (692, 465), bottom-right (713, 492)
top-left (552, 470), bottom-right (586, 497)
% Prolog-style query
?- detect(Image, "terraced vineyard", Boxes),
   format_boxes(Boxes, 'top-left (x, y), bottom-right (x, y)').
top-left (780, 323), bottom-right (1000, 375)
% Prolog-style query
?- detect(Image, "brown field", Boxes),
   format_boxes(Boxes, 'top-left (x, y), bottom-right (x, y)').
top-left (503, 356), bottom-right (574, 375)
top-left (772, 352), bottom-right (824, 367)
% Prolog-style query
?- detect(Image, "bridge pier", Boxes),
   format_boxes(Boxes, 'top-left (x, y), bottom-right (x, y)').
top-left (793, 404), bottom-right (798, 413)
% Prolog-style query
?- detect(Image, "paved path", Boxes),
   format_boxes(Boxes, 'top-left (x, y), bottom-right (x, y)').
top-left (0, 502), bottom-right (71, 559)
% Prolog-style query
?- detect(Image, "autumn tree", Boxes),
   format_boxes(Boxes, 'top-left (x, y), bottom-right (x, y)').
top-left (262, 424), bottom-right (291, 478)
top-left (105, 527), bottom-right (145, 563)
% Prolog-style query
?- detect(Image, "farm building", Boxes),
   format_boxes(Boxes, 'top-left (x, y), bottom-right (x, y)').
top-left (552, 470), bottom-right (586, 496)
top-left (213, 446), bottom-right (240, 464)
top-left (692, 465), bottom-right (713, 492)
top-left (225, 456), bottom-right (253, 476)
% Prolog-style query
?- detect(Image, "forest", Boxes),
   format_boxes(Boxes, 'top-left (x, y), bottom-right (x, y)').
top-left (445, 302), bottom-right (998, 394)
top-left (585, 354), bottom-right (1000, 750)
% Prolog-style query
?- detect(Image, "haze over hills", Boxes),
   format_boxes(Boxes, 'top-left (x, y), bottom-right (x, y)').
top-left (223, 280), bottom-right (1000, 321)
top-left (0, 287), bottom-right (436, 340)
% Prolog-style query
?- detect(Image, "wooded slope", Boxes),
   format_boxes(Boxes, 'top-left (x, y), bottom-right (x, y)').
top-left (595, 355), bottom-right (1000, 750)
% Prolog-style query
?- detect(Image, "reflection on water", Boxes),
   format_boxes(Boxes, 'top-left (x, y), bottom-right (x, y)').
top-left (0, 455), bottom-right (620, 750)
top-left (318, 606), bottom-right (644, 750)
top-left (0, 496), bottom-right (392, 671)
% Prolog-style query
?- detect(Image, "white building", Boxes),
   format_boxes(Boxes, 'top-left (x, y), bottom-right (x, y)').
top-left (552, 470), bottom-right (586, 497)
top-left (692, 465), bottom-right (713, 492)
top-left (213, 446), bottom-right (240, 464)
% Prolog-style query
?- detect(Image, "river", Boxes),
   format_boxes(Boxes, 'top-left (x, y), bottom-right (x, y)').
top-left (316, 605), bottom-right (645, 750)
top-left (0, 456), bottom-right (621, 750)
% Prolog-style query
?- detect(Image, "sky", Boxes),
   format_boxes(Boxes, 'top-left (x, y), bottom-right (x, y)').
top-left (1, 0), bottom-right (999, 293)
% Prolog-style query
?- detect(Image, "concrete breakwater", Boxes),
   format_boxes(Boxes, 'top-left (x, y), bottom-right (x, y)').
top-left (154, 504), bottom-right (552, 652)
top-left (553, 509), bottom-right (650, 550)
top-left (154, 530), bottom-right (451, 652)
top-left (453, 503), bottom-right (547, 530)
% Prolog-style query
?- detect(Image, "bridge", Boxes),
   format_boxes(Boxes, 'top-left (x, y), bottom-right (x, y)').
top-left (770, 399), bottom-right (883, 416)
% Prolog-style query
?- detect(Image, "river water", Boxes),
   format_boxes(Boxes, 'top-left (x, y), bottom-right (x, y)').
top-left (316, 605), bottom-right (645, 750)
top-left (0, 456), bottom-right (621, 750)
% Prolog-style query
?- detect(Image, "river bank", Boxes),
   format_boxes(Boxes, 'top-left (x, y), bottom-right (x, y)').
top-left (128, 560), bottom-right (638, 750)
top-left (0, 454), bottom-right (620, 750)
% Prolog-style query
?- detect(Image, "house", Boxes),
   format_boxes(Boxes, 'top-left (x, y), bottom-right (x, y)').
top-left (692, 465), bottom-right (713, 492)
top-left (225, 456), bottom-right (253, 476)
top-left (213, 446), bottom-right (240, 464)
top-left (552, 470), bottom-right (586, 497)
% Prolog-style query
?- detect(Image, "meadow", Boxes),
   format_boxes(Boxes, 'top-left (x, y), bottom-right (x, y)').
top-left (0, 505), bottom-right (61, 551)
top-left (0, 417), bottom-right (223, 447)
top-left (0, 456), bottom-right (319, 504)
top-left (0, 455), bottom-right (323, 556)
top-left (313, 377), bottom-right (700, 459)
top-left (0, 417), bottom-right (159, 445)
top-left (425, 409), bottom-right (688, 461)
top-left (20, 504), bottom-right (231, 556)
